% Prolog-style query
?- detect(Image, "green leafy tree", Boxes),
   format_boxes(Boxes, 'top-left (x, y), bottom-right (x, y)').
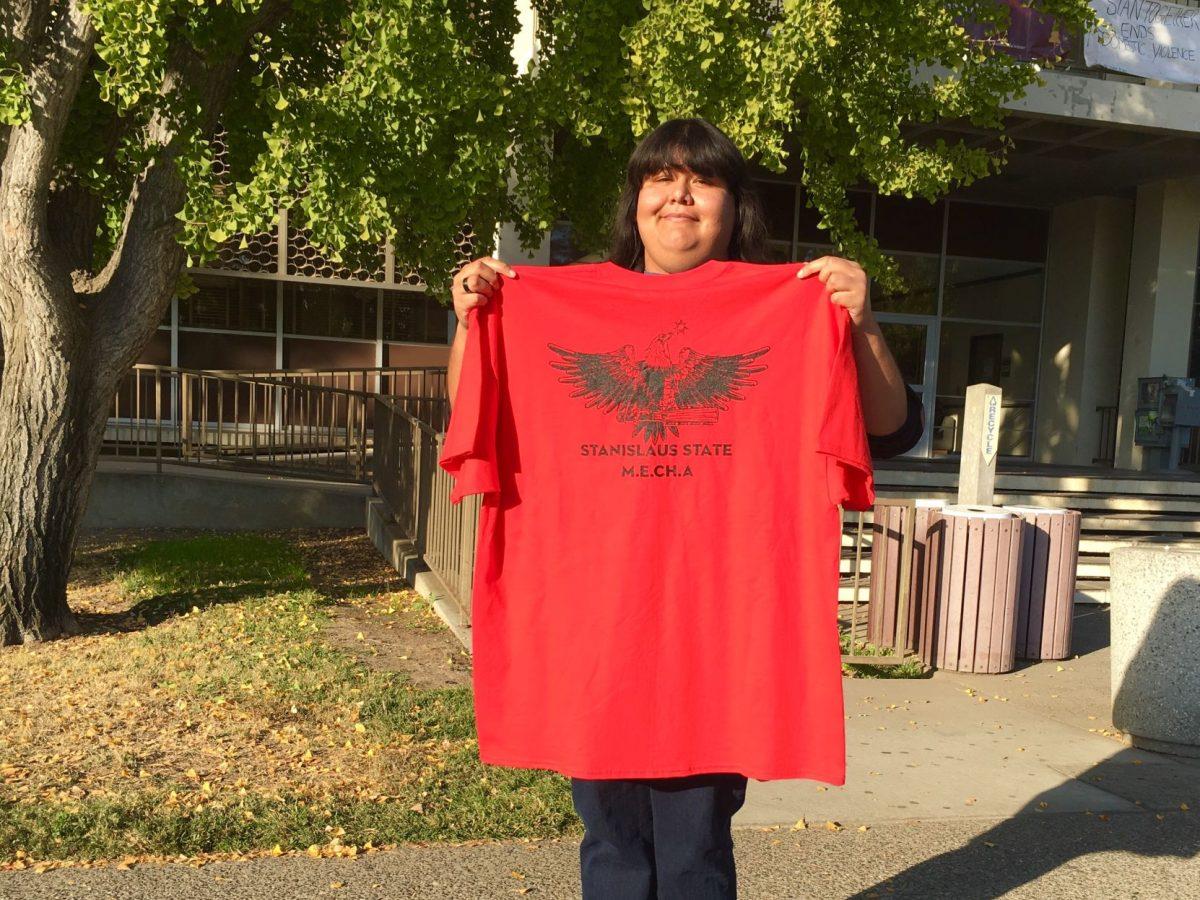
top-left (0, 0), bottom-right (1098, 644)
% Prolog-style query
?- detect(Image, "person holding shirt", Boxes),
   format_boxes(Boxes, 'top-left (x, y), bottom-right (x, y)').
top-left (447, 118), bottom-right (922, 899)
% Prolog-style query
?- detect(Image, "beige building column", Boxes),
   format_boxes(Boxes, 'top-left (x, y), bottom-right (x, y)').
top-left (1115, 177), bottom-right (1200, 470)
top-left (1034, 195), bottom-right (1133, 466)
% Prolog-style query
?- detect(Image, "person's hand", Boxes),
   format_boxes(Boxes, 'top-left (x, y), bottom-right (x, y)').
top-left (452, 256), bottom-right (517, 329)
top-left (797, 255), bottom-right (873, 330)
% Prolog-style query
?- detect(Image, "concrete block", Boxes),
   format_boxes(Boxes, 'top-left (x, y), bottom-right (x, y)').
top-left (1110, 542), bottom-right (1200, 757)
top-left (84, 461), bottom-right (371, 530)
top-left (365, 497), bottom-right (425, 585)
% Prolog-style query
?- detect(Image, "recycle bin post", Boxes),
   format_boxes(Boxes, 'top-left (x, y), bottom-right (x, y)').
top-left (911, 383), bottom-right (1022, 674)
top-left (958, 383), bottom-right (1002, 505)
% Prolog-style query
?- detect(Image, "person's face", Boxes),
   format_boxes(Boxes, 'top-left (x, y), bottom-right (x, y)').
top-left (635, 164), bottom-right (736, 272)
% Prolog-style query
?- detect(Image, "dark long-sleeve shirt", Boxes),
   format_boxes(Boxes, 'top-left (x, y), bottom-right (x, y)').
top-left (867, 382), bottom-right (924, 460)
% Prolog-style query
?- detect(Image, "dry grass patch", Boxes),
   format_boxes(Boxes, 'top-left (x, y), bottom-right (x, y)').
top-left (0, 529), bottom-right (574, 862)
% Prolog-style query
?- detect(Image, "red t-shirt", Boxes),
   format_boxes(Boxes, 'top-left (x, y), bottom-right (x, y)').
top-left (438, 259), bottom-right (874, 783)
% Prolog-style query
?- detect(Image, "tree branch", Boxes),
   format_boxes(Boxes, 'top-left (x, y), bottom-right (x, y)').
top-left (90, 0), bottom-right (292, 370)
top-left (0, 0), bottom-right (95, 277)
top-left (50, 106), bottom-right (134, 280)
top-left (2, 0), bottom-right (54, 70)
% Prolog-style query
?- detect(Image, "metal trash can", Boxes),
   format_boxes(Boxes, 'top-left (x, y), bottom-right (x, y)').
top-left (1003, 505), bottom-right (1082, 661)
top-left (868, 499), bottom-right (945, 655)
top-left (924, 505), bottom-right (1023, 674)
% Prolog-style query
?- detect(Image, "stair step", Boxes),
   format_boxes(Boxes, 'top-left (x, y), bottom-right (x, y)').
top-left (874, 469), bottom-right (1200, 499)
top-left (838, 558), bottom-right (1111, 579)
top-left (836, 584), bottom-right (1106, 604)
top-left (875, 488), bottom-right (1200, 516)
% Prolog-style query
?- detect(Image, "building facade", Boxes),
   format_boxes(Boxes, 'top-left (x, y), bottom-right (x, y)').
top-left (505, 1), bottom-right (1200, 472)
top-left (139, 0), bottom-right (1200, 473)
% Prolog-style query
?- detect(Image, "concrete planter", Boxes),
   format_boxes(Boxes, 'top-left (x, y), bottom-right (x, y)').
top-left (1110, 542), bottom-right (1200, 757)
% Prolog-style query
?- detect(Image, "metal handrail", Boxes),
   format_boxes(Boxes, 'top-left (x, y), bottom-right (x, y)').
top-left (106, 364), bottom-right (379, 481)
top-left (1095, 404), bottom-right (1118, 466)
top-left (370, 394), bottom-right (477, 629)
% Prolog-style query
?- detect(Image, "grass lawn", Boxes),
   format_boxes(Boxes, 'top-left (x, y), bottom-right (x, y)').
top-left (0, 530), bottom-right (578, 867)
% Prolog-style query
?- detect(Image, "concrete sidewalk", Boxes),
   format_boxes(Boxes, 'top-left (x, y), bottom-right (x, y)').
top-left (4, 606), bottom-right (1199, 899)
top-left (743, 606), bottom-right (1200, 827)
top-left (3, 815), bottom-right (1198, 899)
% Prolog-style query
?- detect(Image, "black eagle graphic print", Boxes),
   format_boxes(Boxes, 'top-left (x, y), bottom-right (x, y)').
top-left (547, 321), bottom-right (770, 443)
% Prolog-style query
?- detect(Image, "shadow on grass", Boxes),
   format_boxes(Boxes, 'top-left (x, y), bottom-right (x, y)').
top-left (77, 582), bottom-right (310, 635)
top-left (71, 532), bottom-right (310, 637)
top-left (285, 528), bottom-right (410, 604)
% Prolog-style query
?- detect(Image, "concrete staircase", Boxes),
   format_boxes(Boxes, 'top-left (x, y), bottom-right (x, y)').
top-left (838, 461), bottom-right (1200, 604)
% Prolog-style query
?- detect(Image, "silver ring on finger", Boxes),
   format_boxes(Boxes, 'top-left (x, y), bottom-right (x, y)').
top-left (461, 275), bottom-right (472, 294)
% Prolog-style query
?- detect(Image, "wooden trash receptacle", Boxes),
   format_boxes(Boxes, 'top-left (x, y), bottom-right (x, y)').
top-left (867, 499), bottom-right (945, 655)
top-left (925, 505), bottom-right (1024, 674)
top-left (1003, 505), bottom-right (1082, 661)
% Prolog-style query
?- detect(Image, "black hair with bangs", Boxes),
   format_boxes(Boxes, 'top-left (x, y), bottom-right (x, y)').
top-left (607, 117), bottom-right (771, 271)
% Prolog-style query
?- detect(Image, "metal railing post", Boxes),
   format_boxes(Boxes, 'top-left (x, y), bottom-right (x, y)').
top-left (155, 368), bottom-right (163, 474)
top-left (181, 373), bottom-right (192, 456)
top-left (894, 500), bottom-right (917, 655)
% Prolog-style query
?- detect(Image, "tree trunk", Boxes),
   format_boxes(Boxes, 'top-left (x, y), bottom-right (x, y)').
top-left (0, 278), bottom-right (116, 645)
top-left (0, 0), bottom-right (285, 646)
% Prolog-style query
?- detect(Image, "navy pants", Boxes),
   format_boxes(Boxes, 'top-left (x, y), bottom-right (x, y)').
top-left (570, 772), bottom-right (748, 899)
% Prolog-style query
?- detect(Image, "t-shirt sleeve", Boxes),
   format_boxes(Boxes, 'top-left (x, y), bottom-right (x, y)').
top-left (437, 303), bottom-right (501, 504)
top-left (816, 302), bottom-right (876, 511)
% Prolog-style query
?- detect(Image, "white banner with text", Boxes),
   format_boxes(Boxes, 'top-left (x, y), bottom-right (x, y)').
top-left (1084, 0), bottom-right (1200, 84)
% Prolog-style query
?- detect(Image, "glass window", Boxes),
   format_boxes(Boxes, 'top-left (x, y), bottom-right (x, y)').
top-left (752, 180), bottom-right (796, 243)
top-left (796, 241), bottom-right (834, 262)
top-left (934, 320), bottom-right (1040, 458)
top-left (942, 258), bottom-right (1044, 323)
top-left (946, 201), bottom-right (1049, 262)
top-left (426, 299), bottom-right (449, 343)
top-left (878, 322), bottom-right (928, 386)
top-left (937, 322), bottom-right (1040, 402)
top-left (550, 220), bottom-right (589, 266)
top-left (796, 189), bottom-right (870, 245)
top-left (932, 396), bottom-right (1034, 458)
top-left (874, 195), bottom-right (944, 254)
top-left (283, 283), bottom-right (377, 339)
top-left (382, 293), bottom-right (425, 342)
top-left (382, 292), bottom-right (448, 344)
top-left (871, 252), bottom-right (939, 315)
top-left (180, 273), bottom-right (275, 333)
top-left (765, 240), bottom-right (793, 262)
